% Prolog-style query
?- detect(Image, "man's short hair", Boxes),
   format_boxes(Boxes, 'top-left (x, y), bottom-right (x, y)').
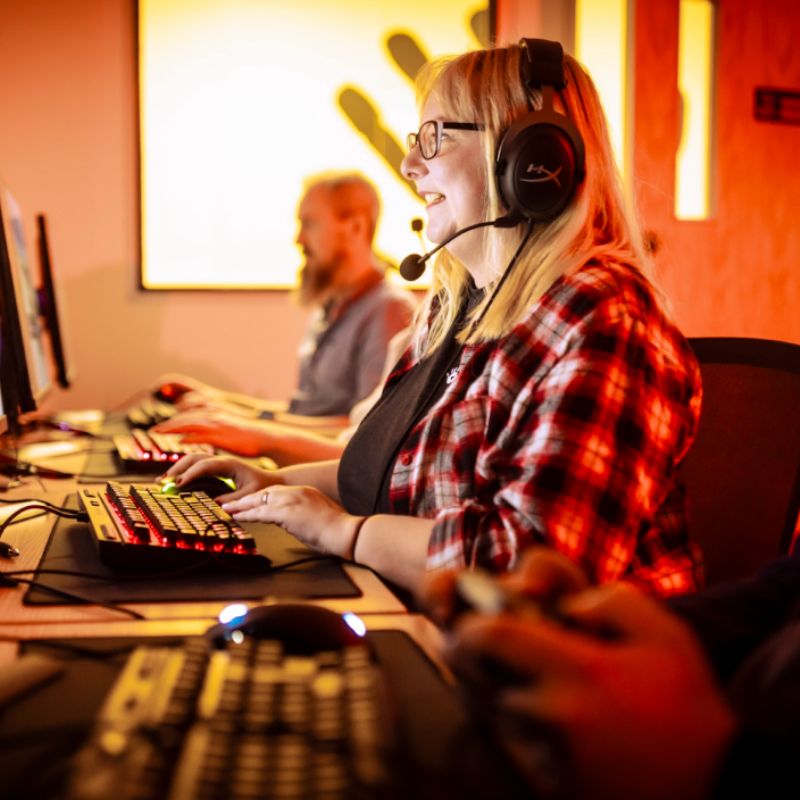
top-left (303, 172), bottom-right (380, 243)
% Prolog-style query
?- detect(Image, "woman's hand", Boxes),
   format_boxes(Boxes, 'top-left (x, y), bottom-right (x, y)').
top-left (223, 486), bottom-right (363, 560)
top-left (159, 454), bottom-right (282, 503)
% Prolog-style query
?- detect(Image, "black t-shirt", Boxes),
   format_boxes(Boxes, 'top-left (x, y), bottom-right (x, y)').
top-left (338, 282), bottom-right (484, 516)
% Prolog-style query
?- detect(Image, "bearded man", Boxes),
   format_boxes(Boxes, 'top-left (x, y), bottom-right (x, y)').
top-left (288, 173), bottom-right (415, 417)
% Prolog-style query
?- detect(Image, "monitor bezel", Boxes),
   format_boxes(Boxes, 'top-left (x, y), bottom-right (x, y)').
top-left (0, 186), bottom-right (37, 434)
top-left (36, 213), bottom-right (72, 388)
top-left (0, 180), bottom-right (52, 406)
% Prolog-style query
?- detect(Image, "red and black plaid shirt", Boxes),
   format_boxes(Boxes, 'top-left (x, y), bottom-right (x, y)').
top-left (386, 261), bottom-right (704, 598)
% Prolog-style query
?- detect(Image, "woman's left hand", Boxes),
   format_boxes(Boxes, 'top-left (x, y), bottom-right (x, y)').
top-left (222, 486), bottom-right (363, 560)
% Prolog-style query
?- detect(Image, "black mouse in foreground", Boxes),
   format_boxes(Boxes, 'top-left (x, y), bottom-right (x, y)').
top-left (205, 604), bottom-right (366, 654)
top-left (159, 475), bottom-right (235, 500)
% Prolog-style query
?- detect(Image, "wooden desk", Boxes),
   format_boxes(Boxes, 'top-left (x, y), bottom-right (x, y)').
top-left (0, 444), bottom-right (425, 666)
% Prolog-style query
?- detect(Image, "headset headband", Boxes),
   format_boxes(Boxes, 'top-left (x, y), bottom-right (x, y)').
top-left (519, 38), bottom-right (566, 92)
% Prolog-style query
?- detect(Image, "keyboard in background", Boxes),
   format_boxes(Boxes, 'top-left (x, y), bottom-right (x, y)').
top-left (113, 429), bottom-right (214, 473)
top-left (78, 482), bottom-right (269, 571)
top-left (126, 397), bottom-right (178, 428)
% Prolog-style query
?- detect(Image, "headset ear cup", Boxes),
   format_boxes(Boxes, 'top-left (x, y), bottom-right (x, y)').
top-left (496, 110), bottom-right (586, 223)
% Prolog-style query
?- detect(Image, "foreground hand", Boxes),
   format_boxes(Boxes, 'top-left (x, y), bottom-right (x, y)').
top-left (153, 411), bottom-right (273, 457)
top-left (423, 551), bottom-right (737, 800)
top-left (160, 454), bottom-right (281, 503)
top-left (423, 546), bottom-right (590, 630)
top-left (223, 486), bottom-right (363, 560)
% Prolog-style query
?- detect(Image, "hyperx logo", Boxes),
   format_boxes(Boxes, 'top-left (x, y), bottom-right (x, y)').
top-left (520, 164), bottom-right (562, 188)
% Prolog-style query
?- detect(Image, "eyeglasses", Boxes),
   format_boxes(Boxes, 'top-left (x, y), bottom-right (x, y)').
top-left (406, 120), bottom-right (485, 160)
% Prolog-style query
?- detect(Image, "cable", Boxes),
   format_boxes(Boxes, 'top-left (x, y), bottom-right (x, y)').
top-left (0, 510), bottom-right (47, 527)
top-left (27, 442), bottom-right (117, 458)
top-left (0, 553), bottom-right (330, 585)
top-left (0, 496), bottom-right (81, 511)
top-left (0, 459), bottom-right (74, 480)
top-left (0, 459), bottom-right (143, 481)
top-left (0, 503), bottom-right (84, 540)
top-left (0, 572), bottom-right (145, 620)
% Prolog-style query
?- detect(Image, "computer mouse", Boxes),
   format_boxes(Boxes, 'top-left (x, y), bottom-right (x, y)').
top-left (154, 381), bottom-right (193, 403)
top-left (159, 475), bottom-right (235, 499)
top-left (205, 604), bottom-right (366, 654)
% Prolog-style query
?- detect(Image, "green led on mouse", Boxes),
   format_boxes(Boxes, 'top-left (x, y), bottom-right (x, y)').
top-left (159, 476), bottom-right (235, 499)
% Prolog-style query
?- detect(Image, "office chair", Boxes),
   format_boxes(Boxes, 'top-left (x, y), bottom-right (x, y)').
top-left (680, 337), bottom-right (800, 585)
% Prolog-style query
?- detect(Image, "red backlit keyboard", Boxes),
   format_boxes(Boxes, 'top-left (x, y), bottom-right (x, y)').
top-left (77, 482), bottom-right (270, 571)
top-left (113, 429), bottom-right (214, 473)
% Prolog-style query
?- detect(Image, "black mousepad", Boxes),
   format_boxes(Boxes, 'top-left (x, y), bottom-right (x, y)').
top-left (22, 494), bottom-right (360, 604)
top-left (0, 632), bottom-right (532, 800)
top-left (78, 449), bottom-right (159, 483)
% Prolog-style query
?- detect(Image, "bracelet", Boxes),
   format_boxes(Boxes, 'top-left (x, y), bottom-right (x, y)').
top-left (349, 516), bottom-right (369, 563)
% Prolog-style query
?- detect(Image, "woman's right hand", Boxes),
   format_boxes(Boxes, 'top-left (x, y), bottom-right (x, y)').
top-left (159, 454), bottom-right (283, 503)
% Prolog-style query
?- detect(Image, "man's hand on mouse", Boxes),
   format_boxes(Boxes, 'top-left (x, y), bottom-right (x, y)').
top-left (159, 454), bottom-right (283, 504)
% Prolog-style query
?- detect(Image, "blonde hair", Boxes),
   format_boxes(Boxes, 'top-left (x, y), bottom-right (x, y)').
top-left (412, 44), bottom-right (657, 355)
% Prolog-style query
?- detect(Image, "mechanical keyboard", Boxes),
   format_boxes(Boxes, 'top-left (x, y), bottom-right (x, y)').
top-left (113, 428), bottom-right (214, 473)
top-left (77, 482), bottom-right (270, 571)
top-left (126, 397), bottom-right (178, 428)
top-left (62, 630), bottom-right (394, 800)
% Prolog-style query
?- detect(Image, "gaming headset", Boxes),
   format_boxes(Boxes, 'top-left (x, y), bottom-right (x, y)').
top-left (400, 38), bottom-right (587, 280)
top-left (494, 38), bottom-right (586, 225)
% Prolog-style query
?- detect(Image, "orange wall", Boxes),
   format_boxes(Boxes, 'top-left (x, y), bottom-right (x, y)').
top-left (0, 0), bottom-right (309, 413)
top-left (0, 0), bottom-right (798, 416)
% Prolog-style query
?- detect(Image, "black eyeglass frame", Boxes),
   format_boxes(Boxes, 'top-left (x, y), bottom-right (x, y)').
top-left (406, 121), bottom-right (485, 160)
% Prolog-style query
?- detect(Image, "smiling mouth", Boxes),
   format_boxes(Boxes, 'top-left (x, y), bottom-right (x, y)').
top-left (423, 192), bottom-right (444, 206)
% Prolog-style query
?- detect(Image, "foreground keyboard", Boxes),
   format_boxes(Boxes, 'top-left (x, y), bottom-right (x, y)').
top-left (63, 629), bottom-right (393, 800)
top-left (113, 429), bottom-right (214, 473)
top-left (77, 482), bottom-right (270, 571)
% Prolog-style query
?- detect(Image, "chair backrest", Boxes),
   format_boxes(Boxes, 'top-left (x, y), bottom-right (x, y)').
top-left (681, 338), bottom-right (800, 585)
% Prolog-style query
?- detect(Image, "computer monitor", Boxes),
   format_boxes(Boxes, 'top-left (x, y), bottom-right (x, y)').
top-left (36, 214), bottom-right (72, 388)
top-left (0, 178), bottom-right (52, 405)
top-left (0, 215), bottom-right (37, 436)
top-left (0, 340), bottom-right (10, 437)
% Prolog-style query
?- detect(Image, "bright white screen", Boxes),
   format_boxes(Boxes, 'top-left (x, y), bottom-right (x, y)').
top-left (139, 0), bottom-right (489, 289)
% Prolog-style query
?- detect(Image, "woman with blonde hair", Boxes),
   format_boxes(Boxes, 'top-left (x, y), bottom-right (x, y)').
top-left (166, 40), bottom-right (703, 598)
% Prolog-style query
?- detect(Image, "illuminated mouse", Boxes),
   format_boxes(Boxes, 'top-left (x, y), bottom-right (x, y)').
top-left (154, 381), bottom-right (193, 403)
top-left (160, 475), bottom-right (235, 499)
top-left (205, 604), bottom-right (366, 654)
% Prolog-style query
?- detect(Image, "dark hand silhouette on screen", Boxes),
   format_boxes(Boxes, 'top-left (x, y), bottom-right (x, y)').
top-left (338, 87), bottom-right (418, 198)
top-left (386, 33), bottom-right (430, 82)
top-left (337, 17), bottom-right (487, 198)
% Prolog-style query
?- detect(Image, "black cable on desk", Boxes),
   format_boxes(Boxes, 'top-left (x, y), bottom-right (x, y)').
top-left (0, 496), bottom-right (80, 511)
top-left (0, 503), bottom-right (84, 540)
top-left (27, 443), bottom-right (117, 458)
top-left (0, 554), bottom-right (331, 586)
top-left (0, 572), bottom-right (146, 621)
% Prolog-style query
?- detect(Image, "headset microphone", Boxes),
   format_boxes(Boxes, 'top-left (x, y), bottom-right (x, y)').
top-left (399, 215), bottom-right (517, 281)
